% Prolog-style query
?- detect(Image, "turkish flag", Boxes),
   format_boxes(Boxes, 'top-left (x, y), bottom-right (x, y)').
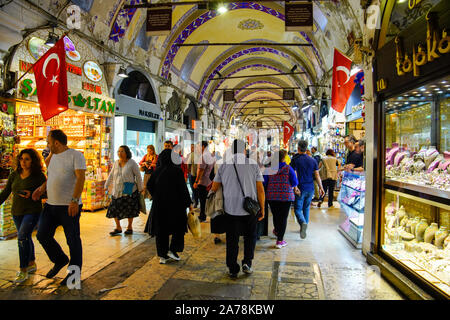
top-left (283, 121), bottom-right (294, 146)
top-left (32, 37), bottom-right (68, 121)
top-left (331, 48), bottom-right (356, 113)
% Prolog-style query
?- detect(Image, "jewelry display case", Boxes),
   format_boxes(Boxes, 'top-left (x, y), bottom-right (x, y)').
top-left (381, 76), bottom-right (450, 298)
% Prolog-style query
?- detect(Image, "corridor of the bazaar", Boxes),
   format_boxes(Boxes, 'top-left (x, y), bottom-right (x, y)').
top-left (0, 0), bottom-right (449, 303)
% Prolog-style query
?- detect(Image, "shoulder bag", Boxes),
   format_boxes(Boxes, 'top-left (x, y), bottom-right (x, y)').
top-left (233, 162), bottom-right (260, 216)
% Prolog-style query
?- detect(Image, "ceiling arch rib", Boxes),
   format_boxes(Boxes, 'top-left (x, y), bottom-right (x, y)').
top-left (198, 45), bottom-right (315, 101)
top-left (160, 2), bottom-right (324, 80)
top-left (207, 58), bottom-right (308, 105)
top-left (197, 38), bottom-right (319, 83)
top-left (207, 62), bottom-right (307, 105)
top-left (222, 78), bottom-right (297, 119)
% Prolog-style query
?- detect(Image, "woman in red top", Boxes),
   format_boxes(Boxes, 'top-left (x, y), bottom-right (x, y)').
top-left (140, 145), bottom-right (158, 198)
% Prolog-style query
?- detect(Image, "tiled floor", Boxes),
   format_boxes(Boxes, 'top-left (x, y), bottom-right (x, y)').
top-left (0, 203), bottom-right (404, 300)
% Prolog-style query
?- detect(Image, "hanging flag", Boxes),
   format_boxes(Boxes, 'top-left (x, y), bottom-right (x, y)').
top-left (331, 48), bottom-right (356, 113)
top-left (283, 121), bottom-right (294, 147)
top-left (32, 37), bottom-right (68, 122)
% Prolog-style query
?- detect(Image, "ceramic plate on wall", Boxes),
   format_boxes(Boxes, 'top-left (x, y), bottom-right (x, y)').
top-left (66, 50), bottom-right (81, 61)
top-left (27, 37), bottom-right (50, 60)
top-left (83, 61), bottom-right (103, 82)
top-left (63, 36), bottom-right (76, 52)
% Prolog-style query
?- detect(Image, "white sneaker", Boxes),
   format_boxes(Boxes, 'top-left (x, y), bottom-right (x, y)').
top-left (168, 251), bottom-right (180, 261)
top-left (159, 256), bottom-right (173, 264)
top-left (14, 271), bottom-right (28, 284)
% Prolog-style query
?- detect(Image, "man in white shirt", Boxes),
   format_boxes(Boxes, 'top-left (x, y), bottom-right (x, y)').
top-left (33, 129), bottom-right (86, 287)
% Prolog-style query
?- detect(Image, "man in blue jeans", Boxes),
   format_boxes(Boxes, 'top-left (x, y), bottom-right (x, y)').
top-left (33, 129), bottom-right (86, 288)
top-left (291, 140), bottom-right (324, 239)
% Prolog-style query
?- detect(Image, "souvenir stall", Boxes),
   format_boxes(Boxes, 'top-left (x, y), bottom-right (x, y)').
top-left (9, 30), bottom-right (115, 211)
top-left (368, 0), bottom-right (450, 299)
top-left (0, 99), bottom-right (17, 239)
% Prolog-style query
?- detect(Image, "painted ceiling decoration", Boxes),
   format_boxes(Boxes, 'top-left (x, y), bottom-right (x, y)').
top-left (160, 2), bottom-right (322, 79)
top-left (238, 19), bottom-right (265, 30)
top-left (109, 0), bottom-right (142, 42)
top-left (200, 47), bottom-right (307, 101)
top-left (206, 64), bottom-right (287, 103)
top-left (69, 0), bottom-right (362, 129)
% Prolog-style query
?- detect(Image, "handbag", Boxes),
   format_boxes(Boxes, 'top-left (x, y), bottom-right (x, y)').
top-left (187, 209), bottom-right (201, 238)
top-left (138, 193), bottom-right (146, 214)
top-left (233, 162), bottom-right (260, 216)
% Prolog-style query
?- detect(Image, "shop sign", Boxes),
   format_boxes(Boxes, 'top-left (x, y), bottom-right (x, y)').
top-left (285, 2), bottom-right (313, 32)
top-left (138, 109), bottom-right (160, 120)
top-left (375, 0), bottom-right (450, 97)
top-left (82, 82), bottom-right (102, 94)
top-left (395, 12), bottom-right (450, 77)
top-left (146, 8), bottom-right (172, 36)
top-left (19, 78), bottom-right (114, 114)
top-left (20, 60), bottom-right (82, 76)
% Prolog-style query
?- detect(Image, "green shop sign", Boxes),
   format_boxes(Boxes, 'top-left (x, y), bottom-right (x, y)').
top-left (20, 79), bottom-right (115, 114)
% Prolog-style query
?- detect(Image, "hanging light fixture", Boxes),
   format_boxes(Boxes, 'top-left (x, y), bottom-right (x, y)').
top-left (45, 31), bottom-right (59, 47)
top-left (305, 87), bottom-right (312, 99)
top-left (117, 66), bottom-right (128, 78)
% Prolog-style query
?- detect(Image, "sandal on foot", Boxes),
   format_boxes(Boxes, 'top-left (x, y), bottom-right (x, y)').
top-left (109, 229), bottom-right (122, 236)
top-left (124, 229), bottom-right (133, 235)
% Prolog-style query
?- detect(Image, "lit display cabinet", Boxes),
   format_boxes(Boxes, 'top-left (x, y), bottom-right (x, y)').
top-left (370, 0), bottom-right (450, 299)
top-left (380, 80), bottom-right (450, 297)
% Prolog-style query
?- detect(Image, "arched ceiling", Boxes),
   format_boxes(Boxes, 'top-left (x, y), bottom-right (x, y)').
top-left (75, 0), bottom-right (364, 130)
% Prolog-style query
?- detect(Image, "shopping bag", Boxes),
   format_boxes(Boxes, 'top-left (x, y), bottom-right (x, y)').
top-left (187, 210), bottom-right (201, 238)
top-left (139, 194), bottom-right (147, 214)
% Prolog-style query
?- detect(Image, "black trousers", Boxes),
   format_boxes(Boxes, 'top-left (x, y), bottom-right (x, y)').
top-left (37, 204), bottom-right (83, 270)
top-left (226, 214), bottom-right (258, 273)
top-left (188, 174), bottom-right (199, 205)
top-left (268, 201), bottom-right (291, 241)
top-left (197, 185), bottom-right (208, 221)
top-left (321, 179), bottom-right (336, 207)
top-left (155, 232), bottom-right (185, 257)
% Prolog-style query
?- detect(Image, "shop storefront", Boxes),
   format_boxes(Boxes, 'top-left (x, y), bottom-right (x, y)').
top-left (0, 99), bottom-right (16, 239)
top-left (113, 68), bottom-right (161, 163)
top-left (369, 0), bottom-right (450, 299)
top-left (9, 30), bottom-right (115, 212)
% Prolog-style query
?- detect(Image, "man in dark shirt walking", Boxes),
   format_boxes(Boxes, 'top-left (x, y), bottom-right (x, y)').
top-left (291, 140), bottom-right (324, 239)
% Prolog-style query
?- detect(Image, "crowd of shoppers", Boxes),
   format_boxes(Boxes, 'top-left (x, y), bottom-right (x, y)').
top-left (2, 127), bottom-right (367, 286)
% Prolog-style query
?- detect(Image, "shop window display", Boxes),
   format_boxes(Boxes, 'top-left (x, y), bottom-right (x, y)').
top-left (0, 100), bottom-right (17, 239)
top-left (382, 76), bottom-right (450, 297)
top-left (15, 103), bottom-right (113, 211)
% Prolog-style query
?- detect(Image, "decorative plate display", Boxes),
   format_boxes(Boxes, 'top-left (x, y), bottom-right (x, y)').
top-left (64, 36), bottom-right (81, 61)
top-left (27, 37), bottom-right (50, 60)
top-left (66, 50), bottom-right (81, 61)
top-left (63, 36), bottom-right (76, 52)
top-left (83, 61), bottom-right (103, 82)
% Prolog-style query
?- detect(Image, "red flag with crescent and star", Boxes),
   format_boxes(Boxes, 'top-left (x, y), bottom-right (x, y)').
top-left (283, 121), bottom-right (294, 147)
top-left (32, 37), bottom-right (68, 121)
top-left (331, 48), bottom-right (356, 113)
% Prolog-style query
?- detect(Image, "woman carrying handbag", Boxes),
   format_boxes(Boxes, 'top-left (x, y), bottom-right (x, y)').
top-left (105, 145), bottom-right (144, 235)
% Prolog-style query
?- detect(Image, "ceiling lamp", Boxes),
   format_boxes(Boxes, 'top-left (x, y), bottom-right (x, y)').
top-left (45, 31), bottom-right (59, 47)
top-left (305, 87), bottom-right (312, 99)
top-left (216, 3), bottom-right (228, 14)
top-left (117, 66), bottom-right (128, 78)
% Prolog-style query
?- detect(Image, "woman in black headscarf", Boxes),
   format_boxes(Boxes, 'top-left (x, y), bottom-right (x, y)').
top-left (145, 149), bottom-right (192, 264)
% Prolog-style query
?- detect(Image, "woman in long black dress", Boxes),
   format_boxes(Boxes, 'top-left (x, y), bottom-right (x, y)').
top-left (145, 149), bottom-right (192, 264)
